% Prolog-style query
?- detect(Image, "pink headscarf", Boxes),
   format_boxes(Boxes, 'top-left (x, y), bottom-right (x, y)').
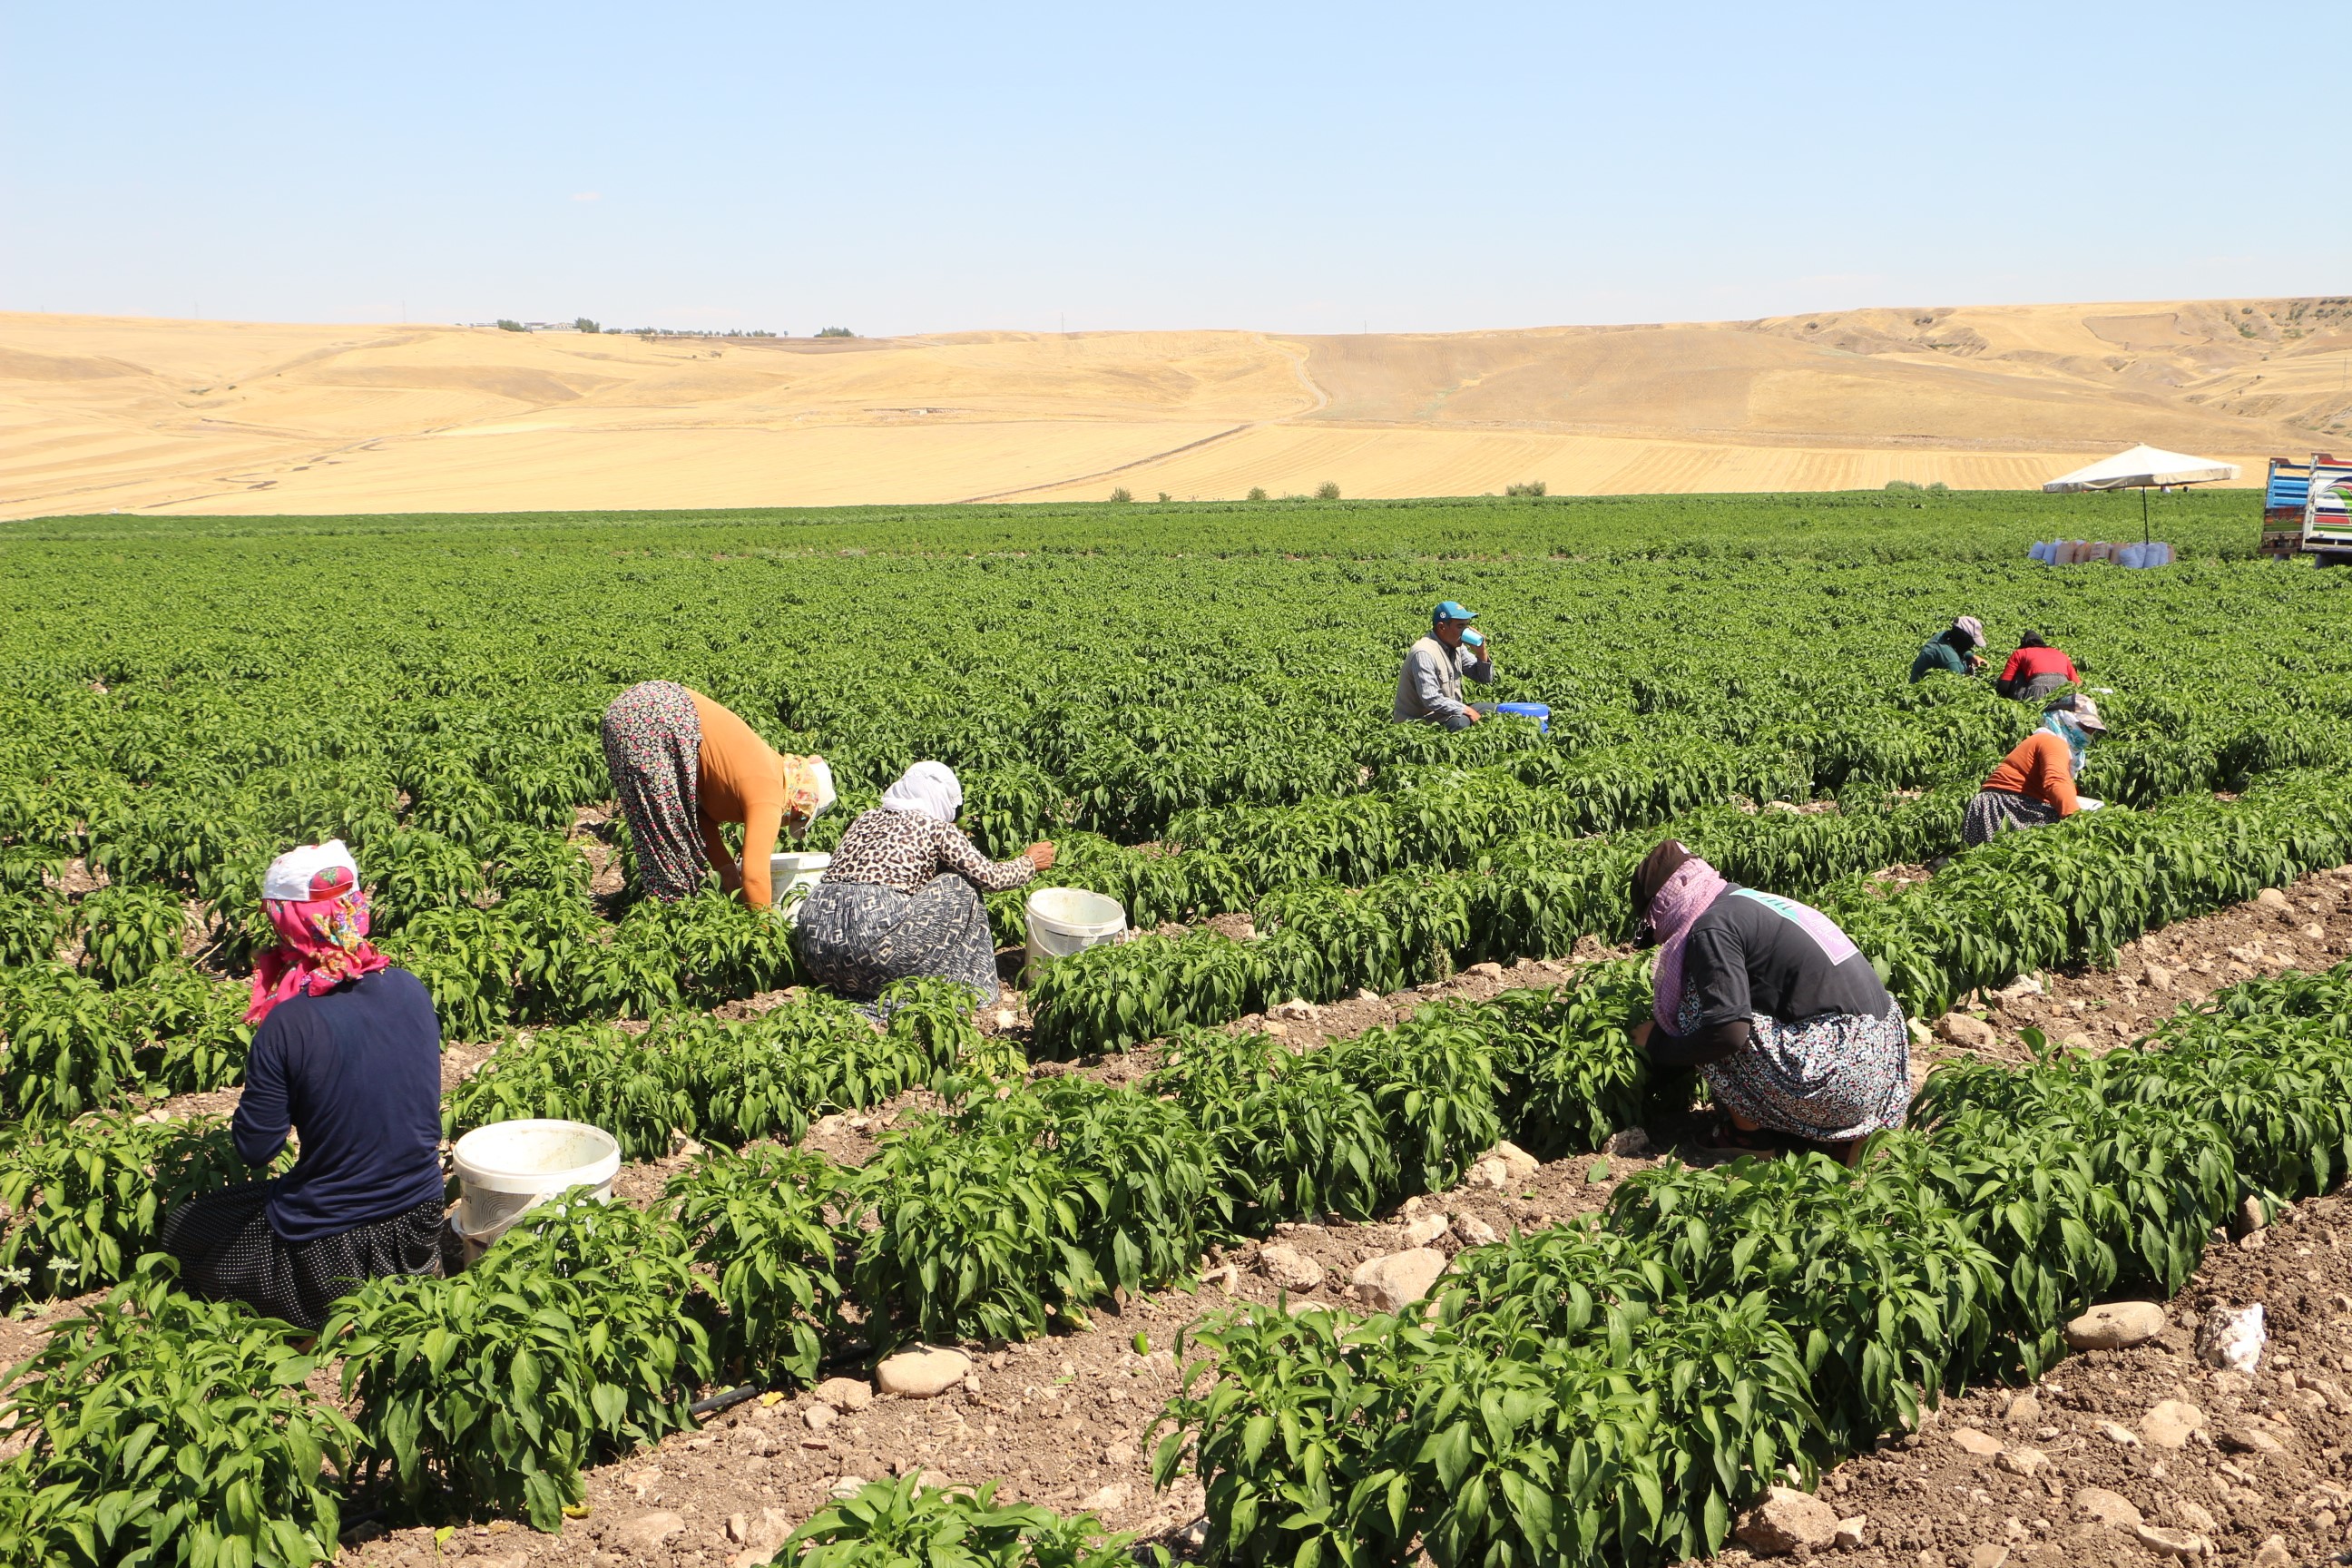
top-left (1646, 856), bottom-right (1731, 1033)
top-left (246, 857), bottom-right (390, 1025)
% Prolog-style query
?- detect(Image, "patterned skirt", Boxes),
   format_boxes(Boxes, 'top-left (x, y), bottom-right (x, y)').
top-left (1705, 1002), bottom-right (1912, 1142)
top-left (160, 1182), bottom-right (446, 1330)
top-left (601, 680), bottom-right (706, 901)
top-left (1962, 788), bottom-right (2063, 847)
top-left (796, 875), bottom-right (1001, 1014)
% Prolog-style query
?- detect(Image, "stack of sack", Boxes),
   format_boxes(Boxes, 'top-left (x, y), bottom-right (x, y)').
top-left (2027, 540), bottom-right (2172, 567)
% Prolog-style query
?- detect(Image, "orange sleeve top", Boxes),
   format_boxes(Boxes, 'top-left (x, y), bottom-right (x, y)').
top-left (1981, 730), bottom-right (2080, 817)
top-left (688, 691), bottom-right (786, 908)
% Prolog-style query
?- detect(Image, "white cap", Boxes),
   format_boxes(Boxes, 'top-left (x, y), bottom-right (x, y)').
top-left (807, 758), bottom-right (837, 820)
top-left (262, 839), bottom-right (360, 902)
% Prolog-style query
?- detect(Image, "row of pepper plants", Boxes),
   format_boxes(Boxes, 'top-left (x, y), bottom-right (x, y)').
top-left (6, 767), bottom-right (2352, 1562)
top-left (1033, 763), bottom-right (2352, 1052)
top-left (1148, 949), bottom-right (2352, 1568)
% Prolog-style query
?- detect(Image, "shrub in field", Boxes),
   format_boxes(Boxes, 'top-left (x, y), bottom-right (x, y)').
top-left (970, 1075), bottom-right (1225, 1297)
top-left (841, 1114), bottom-right (1096, 1348)
top-left (327, 1194), bottom-right (710, 1532)
top-left (666, 1146), bottom-right (844, 1383)
top-left (613, 889), bottom-right (799, 1009)
top-left (500, 888), bottom-right (607, 1023)
top-left (1325, 1008), bottom-right (1504, 1200)
top-left (1484, 961), bottom-right (1667, 1157)
top-left (777, 1475), bottom-right (1134, 1567)
top-left (0, 891), bottom-right (67, 969)
top-left (0, 844), bottom-right (63, 897)
top-left (445, 1023), bottom-right (694, 1161)
top-left (1314, 481), bottom-right (1340, 500)
top-left (0, 968), bottom-right (140, 1122)
top-left (484, 824), bottom-right (593, 900)
top-left (72, 882), bottom-right (185, 988)
top-left (1146, 1027), bottom-right (1394, 1227)
top-left (4, 1262), bottom-right (361, 1566)
top-left (400, 763), bottom-right (504, 848)
top-left (384, 904), bottom-right (515, 1039)
top-left (880, 975), bottom-right (1025, 1090)
top-left (667, 1000), bottom-right (912, 1147)
top-left (0, 1112), bottom-right (255, 1299)
top-left (363, 828), bottom-right (486, 932)
top-left (117, 961), bottom-right (253, 1095)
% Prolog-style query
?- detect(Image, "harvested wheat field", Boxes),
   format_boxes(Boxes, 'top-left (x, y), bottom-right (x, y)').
top-left (4, 298), bottom-right (2349, 518)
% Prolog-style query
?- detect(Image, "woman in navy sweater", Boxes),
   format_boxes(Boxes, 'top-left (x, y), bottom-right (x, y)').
top-left (161, 840), bottom-right (446, 1328)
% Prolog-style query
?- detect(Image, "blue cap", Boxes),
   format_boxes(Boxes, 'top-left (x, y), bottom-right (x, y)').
top-left (1461, 628), bottom-right (1485, 647)
top-left (1434, 601), bottom-right (1477, 623)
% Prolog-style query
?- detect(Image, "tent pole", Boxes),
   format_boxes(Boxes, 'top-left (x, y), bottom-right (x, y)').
top-left (2141, 486), bottom-right (2150, 545)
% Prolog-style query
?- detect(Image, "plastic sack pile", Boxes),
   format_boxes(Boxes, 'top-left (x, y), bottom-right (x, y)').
top-left (2029, 540), bottom-right (2174, 566)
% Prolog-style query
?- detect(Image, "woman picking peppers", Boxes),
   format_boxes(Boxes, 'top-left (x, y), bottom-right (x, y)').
top-left (599, 680), bottom-right (835, 907)
top-left (161, 840), bottom-right (446, 1328)
top-left (1629, 839), bottom-right (1912, 1161)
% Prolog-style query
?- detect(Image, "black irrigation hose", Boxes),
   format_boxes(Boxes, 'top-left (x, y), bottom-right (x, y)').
top-left (689, 1383), bottom-right (761, 1418)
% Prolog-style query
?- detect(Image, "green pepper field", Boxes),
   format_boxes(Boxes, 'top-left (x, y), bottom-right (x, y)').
top-left (4, 487), bottom-right (2352, 1565)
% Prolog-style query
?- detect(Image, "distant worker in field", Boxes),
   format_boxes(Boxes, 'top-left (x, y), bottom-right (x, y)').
top-left (795, 760), bottom-right (1054, 1014)
top-left (599, 681), bottom-right (835, 908)
top-left (1994, 631), bottom-right (2080, 702)
top-left (1961, 694), bottom-right (2108, 846)
top-left (1909, 615), bottom-right (1986, 682)
top-left (1627, 839), bottom-right (1910, 1163)
top-left (161, 841), bottom-right (445, 1328)
top-left (1393, 600), bottom-right (1495, 728)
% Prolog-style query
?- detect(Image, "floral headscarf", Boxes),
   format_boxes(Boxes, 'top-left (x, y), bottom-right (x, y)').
top-left (779, 755), bottom-right (836, 834)
top-left (246, 844), bottom-right (390, 1024)
top-left (1634, 843), bottom-right (1733, 1034)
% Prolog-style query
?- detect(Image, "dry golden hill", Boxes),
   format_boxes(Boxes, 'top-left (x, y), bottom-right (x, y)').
top-left (3, 299), bottom-right (2347, 519)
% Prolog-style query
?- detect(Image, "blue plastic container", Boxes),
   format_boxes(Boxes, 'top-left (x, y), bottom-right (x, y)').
top-left (1494, 701), bottom-right (1551, 733)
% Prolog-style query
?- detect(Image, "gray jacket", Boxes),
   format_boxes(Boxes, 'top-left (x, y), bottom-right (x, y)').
top-left (1392, 634), bottom-right (1493, 722)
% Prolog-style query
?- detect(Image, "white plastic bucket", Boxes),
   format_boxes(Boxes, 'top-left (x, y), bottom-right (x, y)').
top-left (450, 1119), bottom-right (622, 1264)
top-left (768, 850), bottom-right (832, 923)
top-left (1022, 887), bottom-right (1127, 984)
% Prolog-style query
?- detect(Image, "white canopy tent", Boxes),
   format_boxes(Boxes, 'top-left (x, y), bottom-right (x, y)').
top-left (2043, 444), bottom-right (2242, 541)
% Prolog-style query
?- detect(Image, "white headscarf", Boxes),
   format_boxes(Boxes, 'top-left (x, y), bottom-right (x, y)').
top-left (880, 760), bottom-right (962, 824)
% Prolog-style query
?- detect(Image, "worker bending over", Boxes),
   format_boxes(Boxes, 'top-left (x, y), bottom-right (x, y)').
top-left (796, 761), bottom-right (1053, 1015)
top-left (600, 681), bottom-right (834, 907)
top-left (1994, 632), bottom-right (2080, 702)
top-left (1629, 840), bottom-right (1911, 1162)
top-left (1392, 601), bottom-right (1495, 728)
top-left (1910, 615), bottom-right (1986, 682)
top-left (162, 841), bottom-right (445, 1328)
top-left (1962, 694), bottom-right (2107, 845)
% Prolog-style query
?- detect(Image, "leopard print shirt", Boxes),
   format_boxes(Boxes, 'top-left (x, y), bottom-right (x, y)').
top-left (819, 808), bottom-right (1038, 897)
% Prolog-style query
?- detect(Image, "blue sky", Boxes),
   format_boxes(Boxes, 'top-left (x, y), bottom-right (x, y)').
top-left (3, 1), bottom-right (2341, 335)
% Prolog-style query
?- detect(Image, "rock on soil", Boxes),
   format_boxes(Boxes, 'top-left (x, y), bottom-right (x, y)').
top-left (1488, 1140), bottom-right (1540, 1181)
top-left (1937, 1012), bottom-right (1998, 1050)
top-left (874, 1346), bottom-right (970, 1398)
top-left (1350, 1249), bottom-right (1448, 1313)
top-left (613, 1510), bottom-right (686, 1552)
top-left (1453, 1214), bottom-right (1499, 1247)
top-left (2138, 1397), bottom-right (2207, 1448)
top-left (2072, 1486), bottom-right (2142, 1527)
top-left (1254, 1244), bottom-right (1323, 1292)
top-left (813, 1376), bottom-right (875, 1411)
top-left (1734, 1485), bottom-right (1844, 1554)
top-left (2063, 1300), bottom-right (2166, 1350)
top-left (1947, 1426), bottom-right (2004, 1456)
top-left (1403, 1214), bottom-right (1449, 1246)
